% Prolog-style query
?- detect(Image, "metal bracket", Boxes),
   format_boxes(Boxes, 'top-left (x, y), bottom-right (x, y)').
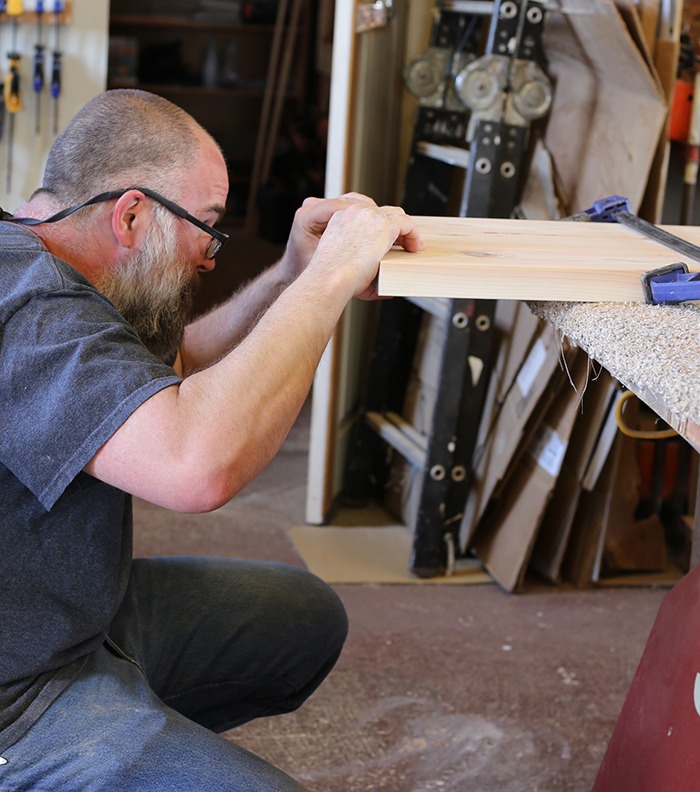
top-left (357, 0), bottom-right (393, 33)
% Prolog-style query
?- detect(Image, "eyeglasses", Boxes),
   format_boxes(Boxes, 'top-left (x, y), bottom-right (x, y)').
top-left (3, 186), bottom-right (230, 260)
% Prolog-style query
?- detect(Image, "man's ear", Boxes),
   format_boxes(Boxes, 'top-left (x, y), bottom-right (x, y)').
top-left (111, 189), bottom-right (150, 249)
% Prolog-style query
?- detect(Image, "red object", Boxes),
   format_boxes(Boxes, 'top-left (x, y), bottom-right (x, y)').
top-left (594, 564), bottom-right (700, 791)
top-left (669, 79), bottom-right (695, 142)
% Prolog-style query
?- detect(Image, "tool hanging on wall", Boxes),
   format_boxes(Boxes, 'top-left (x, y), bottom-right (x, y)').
top-left (33, 0), bottom-right (45, 135)
top-left (5, 0), bottom-right (23, 192)
top-left (0, 0), bottom-right (6, 145)
top-left (51, 0), bottom-right (61, 135)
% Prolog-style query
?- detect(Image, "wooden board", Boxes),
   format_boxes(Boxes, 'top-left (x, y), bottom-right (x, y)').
top-left (379, 216), bottom-right (700, 302)
top-left (541, 0), bottom-right (666, 214)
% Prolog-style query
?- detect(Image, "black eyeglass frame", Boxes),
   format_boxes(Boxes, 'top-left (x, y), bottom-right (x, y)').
top-left (2, 186), bottom-right (229, 260)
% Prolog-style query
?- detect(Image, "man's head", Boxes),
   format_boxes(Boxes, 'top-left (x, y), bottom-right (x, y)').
top-left (37, 89), bottom-right (201, 206)
top-left (27, 89), bottom-right (230, 361)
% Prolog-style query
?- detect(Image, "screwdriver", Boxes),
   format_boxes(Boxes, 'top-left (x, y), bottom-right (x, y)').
top-left (5, 0), bottom-right (23, 192)
top-left (0, 0), bottom-right (6, 145)
top-left (51, 0), bottom-right (61, 135)
top-left (6, 0), bottom-right (21, 48)
top-left (33, 0), bottom-right (45, 135)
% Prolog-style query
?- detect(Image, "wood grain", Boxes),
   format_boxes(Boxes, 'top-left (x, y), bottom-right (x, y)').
top-left (378, 216), bottom-right (700, 302)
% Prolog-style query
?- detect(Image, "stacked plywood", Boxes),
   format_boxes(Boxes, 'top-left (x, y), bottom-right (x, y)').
top-left (462, 318), bottom-right (693, 592)
top-left (379, 298), bottom-right (696, 592)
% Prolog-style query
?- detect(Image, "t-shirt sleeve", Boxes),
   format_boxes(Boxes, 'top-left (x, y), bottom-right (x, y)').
top-left (0, 284), bottom-right (182, 510)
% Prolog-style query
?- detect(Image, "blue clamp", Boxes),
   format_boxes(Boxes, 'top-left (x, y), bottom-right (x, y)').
top-left (571, 195), bottom-right (700, 305)
top-left (641, 263), bottom-right (700, 305)
top-left (566, 195), bottom-right (631, 223)
top-left (580, 195), bottom-right (631, 223)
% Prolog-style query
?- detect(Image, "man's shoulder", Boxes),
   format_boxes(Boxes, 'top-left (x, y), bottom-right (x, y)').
top-left (0, 222), bottom-right (94, 319)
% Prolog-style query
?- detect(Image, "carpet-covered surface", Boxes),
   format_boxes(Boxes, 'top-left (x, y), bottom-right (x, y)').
top-left (529, 301), bottom-right (700, 425)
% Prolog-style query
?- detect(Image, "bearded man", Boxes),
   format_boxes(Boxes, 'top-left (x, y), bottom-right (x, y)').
top-left (0, 89), bottom-right (422, 791)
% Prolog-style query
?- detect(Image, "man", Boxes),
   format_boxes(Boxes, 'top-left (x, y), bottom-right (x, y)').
top-left (0, 89), bottom-right (422, 790)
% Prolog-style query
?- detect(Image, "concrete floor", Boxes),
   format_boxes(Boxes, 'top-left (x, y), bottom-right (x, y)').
top-left (133, 400), bottom-right (669, 792)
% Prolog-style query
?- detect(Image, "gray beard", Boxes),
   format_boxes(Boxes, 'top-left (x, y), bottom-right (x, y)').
top-left (97, 212), bottom-right (198, 362)
top-left (114, 276), bottom-right (195, 363)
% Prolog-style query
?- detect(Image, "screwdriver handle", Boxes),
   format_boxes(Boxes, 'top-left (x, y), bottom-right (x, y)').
top-left (5, 54), bottom-right (21, 114)
top-left (51, 49), bottom-right (60, 100)
top-left (33, 44), bottom-right (45, 93)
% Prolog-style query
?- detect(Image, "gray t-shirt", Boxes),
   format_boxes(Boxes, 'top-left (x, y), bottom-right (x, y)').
top-left (0, 223), bottom-right (182, 750)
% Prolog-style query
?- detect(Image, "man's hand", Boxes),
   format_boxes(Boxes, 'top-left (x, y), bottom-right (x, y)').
top-left (279, 192), bottom-right (379, 281)
top-left (306, 201), bottom-right (424, 301)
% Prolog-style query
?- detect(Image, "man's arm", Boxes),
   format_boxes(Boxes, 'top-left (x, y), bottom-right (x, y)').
top-left (179, 262), bottom-right (292, 374)
top-left (180, 194), bottom-right (378, 374)
top-left (85, 202), bottom-right (422, 513)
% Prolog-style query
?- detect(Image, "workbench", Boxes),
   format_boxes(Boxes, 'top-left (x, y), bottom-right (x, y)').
top-left (528, 299), bottom-right (700, 563)
top-left (547, 299), bottom-right (700, 792)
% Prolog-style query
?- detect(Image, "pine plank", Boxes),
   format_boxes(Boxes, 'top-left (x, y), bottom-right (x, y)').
top-left (378, 217), bottom-right (700, 302)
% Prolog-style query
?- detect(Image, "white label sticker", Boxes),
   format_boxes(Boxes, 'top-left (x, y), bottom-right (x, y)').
top-left (530, 424), bottom-right (567, 477)
top-left (516, 338), bottom-right (547, 397)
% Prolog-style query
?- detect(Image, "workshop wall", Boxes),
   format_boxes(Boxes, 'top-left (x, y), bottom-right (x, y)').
top-left (0, 0), bottom-right (109, 213)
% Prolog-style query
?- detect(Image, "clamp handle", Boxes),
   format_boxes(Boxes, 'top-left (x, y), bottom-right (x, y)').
top-left (581, 195), bottom-right (631, 222)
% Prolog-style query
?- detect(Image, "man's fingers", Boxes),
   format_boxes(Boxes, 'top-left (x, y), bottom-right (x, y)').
top-left (375, 206), bottom-right (425, 251)
top-left (299, 197), bottom-right (424, 255)
top-left (386, 211), bottom-right (424, 253)
top-left (338, 192), bottom-right (377, 207)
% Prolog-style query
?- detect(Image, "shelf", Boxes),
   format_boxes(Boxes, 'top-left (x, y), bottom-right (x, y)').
top-left (108, 81), bottom-right (260, 98)
top-left (107, 81), bottom-right (301, 101)
top-left (0, 0), bottom-right (72, 25)
top-left (110, 14), bottom-right (279, 35)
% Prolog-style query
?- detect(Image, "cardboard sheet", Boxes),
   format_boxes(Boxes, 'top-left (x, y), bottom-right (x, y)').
top-left (474, 352), bottom-right (591, 592)
top-left (289, 519), bottom-right (491, 586)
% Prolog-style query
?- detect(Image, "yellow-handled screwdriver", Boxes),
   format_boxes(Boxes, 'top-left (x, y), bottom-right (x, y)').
top-left (5, 0), bottom-right (22, 192)
top-left (5, 52), bottom-right (21, 192)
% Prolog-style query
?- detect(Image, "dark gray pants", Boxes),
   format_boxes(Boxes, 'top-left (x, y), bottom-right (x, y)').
top-left (0, 557), bottom-right (348, 791)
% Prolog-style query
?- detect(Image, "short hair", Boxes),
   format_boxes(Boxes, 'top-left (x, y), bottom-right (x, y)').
top-left (37, 89), bottom-right (205, 206)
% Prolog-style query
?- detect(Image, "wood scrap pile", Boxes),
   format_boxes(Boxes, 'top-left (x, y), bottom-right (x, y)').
top-left (383, 300), bottom-right (696, 592)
